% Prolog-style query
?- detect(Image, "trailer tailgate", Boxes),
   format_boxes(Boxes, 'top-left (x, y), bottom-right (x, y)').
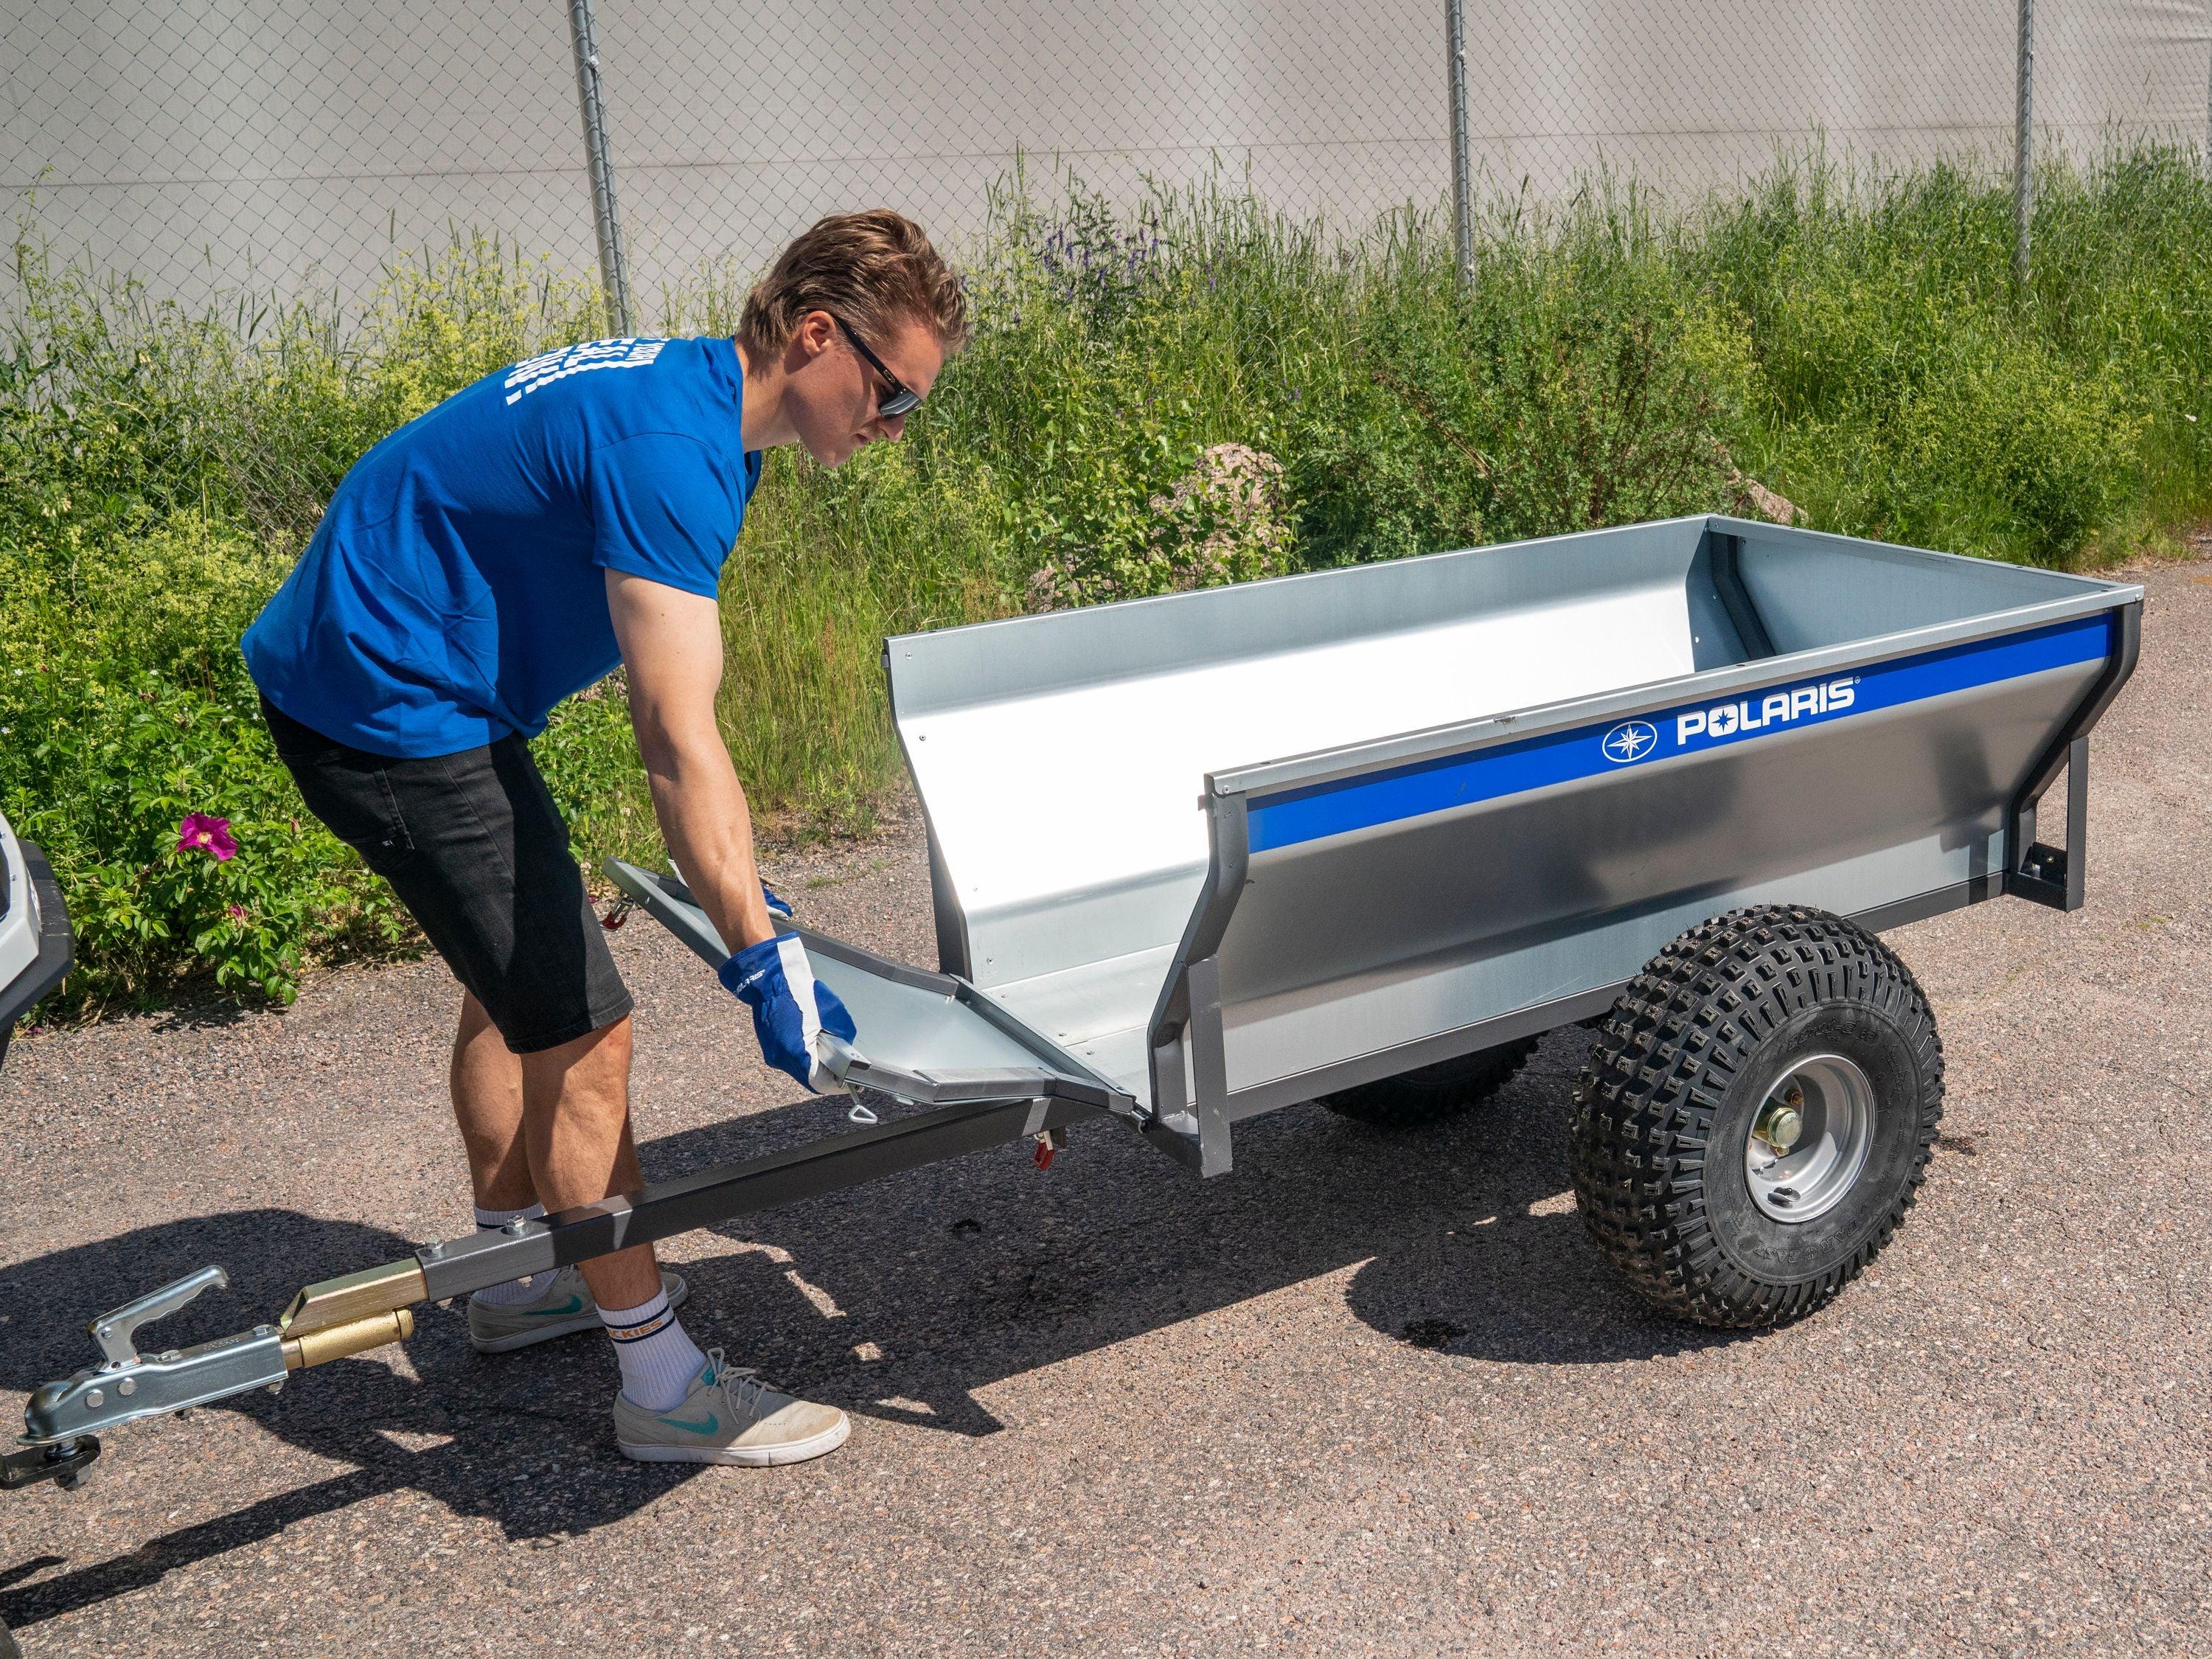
top-left (604, 860), bottom-right (1130, 1113)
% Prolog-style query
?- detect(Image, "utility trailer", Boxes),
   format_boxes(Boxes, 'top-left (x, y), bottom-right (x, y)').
top-left (15, 516), bottom-right (2141, 1485)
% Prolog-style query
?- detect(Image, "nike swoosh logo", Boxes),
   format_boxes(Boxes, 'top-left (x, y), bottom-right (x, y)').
top-left (521, 1296), bottom-right (586, 1318)
top-left (663, 1413), bottom-right (720, 1435)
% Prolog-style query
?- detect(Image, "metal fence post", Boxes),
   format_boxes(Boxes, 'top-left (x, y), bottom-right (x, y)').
top-left (568, 0), bottom-right (636, 335)
top-left (1444, 0), bottom-right (1474, 282)
top-left (2014, 0), bottom-right (2034, 284)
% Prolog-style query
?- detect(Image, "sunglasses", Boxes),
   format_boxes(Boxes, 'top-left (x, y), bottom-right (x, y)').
top-left (832, 315), bottom-right (922, 418)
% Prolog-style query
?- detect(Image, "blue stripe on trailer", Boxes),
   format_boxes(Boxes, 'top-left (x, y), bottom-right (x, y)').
top-left (1245, 612), bottom-right (2115, 854)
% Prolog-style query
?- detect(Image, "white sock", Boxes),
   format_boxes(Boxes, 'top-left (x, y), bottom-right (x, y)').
top-left (600, 1290), bottom-right (708, 1412)
top-left (470, 1203), bottom-right (549, 1306)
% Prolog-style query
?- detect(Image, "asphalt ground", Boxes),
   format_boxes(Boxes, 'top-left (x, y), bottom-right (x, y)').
top-left (3, 560), bottom-right (2209, 1657)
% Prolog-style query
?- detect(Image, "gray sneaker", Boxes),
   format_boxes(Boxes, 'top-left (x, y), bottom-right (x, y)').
top-left (612, 1349), bottom-right (850, 1467)
top-left (467, 1266), bottom-right (689, 1354)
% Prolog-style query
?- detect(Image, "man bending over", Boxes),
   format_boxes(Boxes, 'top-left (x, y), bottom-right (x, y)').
top-left (242, 211), bottom-right (963, 1467)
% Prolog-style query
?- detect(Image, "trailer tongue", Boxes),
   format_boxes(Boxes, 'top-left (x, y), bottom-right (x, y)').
top-left (14, 515), bottom-right (2142, 1482)
top-left (16, 866), bottom-right (1131, 1461)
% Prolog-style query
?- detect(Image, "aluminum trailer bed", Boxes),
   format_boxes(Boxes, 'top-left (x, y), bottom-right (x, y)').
top-left (17, 515), bottom-right (2141, 1472)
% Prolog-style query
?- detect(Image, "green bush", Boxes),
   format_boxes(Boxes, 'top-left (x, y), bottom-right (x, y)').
top-left (6, 145), bottom-right (2211, 1015)
top-left (0, 235), bottom-right (626, 1009)
top-left (1703, 150), bottom-right (2208, 563)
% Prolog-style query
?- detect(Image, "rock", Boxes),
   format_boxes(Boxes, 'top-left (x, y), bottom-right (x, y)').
top-left (1029, 442), bottom-right (1294, 610)
top-left (1731, 470), bottom-right (1804, 526)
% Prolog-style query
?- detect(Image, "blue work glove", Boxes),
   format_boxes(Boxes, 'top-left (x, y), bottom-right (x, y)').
top-left (718, 933), bottom-right (856, 1093)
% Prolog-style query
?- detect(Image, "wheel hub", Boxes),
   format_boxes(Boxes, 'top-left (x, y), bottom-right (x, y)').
top-left (1744, 1054), bottom-right (1875, 1223)
top-left (1753, 1091), bottom-right (1805, 1152)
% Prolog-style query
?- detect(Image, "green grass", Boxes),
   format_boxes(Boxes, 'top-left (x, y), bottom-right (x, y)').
top-left (5, 145), bottom-right (2210, 1012)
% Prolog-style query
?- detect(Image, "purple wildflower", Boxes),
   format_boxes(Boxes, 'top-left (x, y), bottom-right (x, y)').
top-left (227, 903), bottom-right (249, 924)
top-left (178, 813), bottom-right (238, 862)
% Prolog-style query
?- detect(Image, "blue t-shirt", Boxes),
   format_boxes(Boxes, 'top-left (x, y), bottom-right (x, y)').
top-left (243, 335), bottom-right (763, 757)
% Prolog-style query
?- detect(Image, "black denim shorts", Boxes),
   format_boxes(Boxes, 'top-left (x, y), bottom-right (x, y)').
top-left (261, 697), bottom-right (633, 1053)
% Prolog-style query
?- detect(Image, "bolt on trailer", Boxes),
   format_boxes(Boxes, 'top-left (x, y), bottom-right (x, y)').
top-left (20, 516), bottom-right (2140, 1470)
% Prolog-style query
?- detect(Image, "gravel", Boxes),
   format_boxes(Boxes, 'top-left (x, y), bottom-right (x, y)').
top-left (3, 561), bottom-right (2209, 1656)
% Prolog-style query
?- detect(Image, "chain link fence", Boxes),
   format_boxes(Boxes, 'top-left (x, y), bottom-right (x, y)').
top-left (6, 1), bottom-right (2210, 320)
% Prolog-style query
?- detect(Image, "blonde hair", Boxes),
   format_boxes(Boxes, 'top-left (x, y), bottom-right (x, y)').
top-left (739, 210), bottom-right (969, 360)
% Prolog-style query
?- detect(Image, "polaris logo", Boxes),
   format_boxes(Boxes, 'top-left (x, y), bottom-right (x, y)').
top-left (1599, 720), bottom-right (1659, 763)
top-left (1596, 676), bottom-right (1863, 766)
top-left (1677, 677), bottom-right (1858, 744)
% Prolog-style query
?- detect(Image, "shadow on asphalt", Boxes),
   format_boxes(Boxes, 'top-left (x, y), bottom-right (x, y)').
top-left (1, 1038), bottom-right (1752, 1631)
top-left (660, 1047), bottom-right (1750, 1442)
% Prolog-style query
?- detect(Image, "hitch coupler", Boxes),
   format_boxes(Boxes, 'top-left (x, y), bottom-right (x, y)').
top-left (20, 1259), bottom-right (425, 1452)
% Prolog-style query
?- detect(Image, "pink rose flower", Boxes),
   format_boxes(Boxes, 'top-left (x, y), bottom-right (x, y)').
top-left (177, 813), bottom-right (238, 862)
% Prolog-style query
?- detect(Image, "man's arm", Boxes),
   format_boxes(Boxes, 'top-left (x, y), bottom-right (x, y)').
top-left (605, 569), bottom-right (777, 959)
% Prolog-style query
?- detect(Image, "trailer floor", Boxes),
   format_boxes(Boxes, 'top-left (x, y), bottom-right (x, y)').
top-left (4, 561), bottom-right (2210, 1658)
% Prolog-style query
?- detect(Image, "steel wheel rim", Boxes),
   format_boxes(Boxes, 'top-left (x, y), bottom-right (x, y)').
top-left (1743, 1053), bottom-right (1875, 1224)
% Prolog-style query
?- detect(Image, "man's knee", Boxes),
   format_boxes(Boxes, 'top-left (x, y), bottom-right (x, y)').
top-left (521, 1012), bottom-right (633, 1099)
top-left (590, 1012), bottom-right (634, 1068)
top-left (456, 989), bottom-right (499, 1044)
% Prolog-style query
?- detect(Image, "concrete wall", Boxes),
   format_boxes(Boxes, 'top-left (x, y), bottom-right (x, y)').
top-left (6, 0), bottom-right (2206, 313)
